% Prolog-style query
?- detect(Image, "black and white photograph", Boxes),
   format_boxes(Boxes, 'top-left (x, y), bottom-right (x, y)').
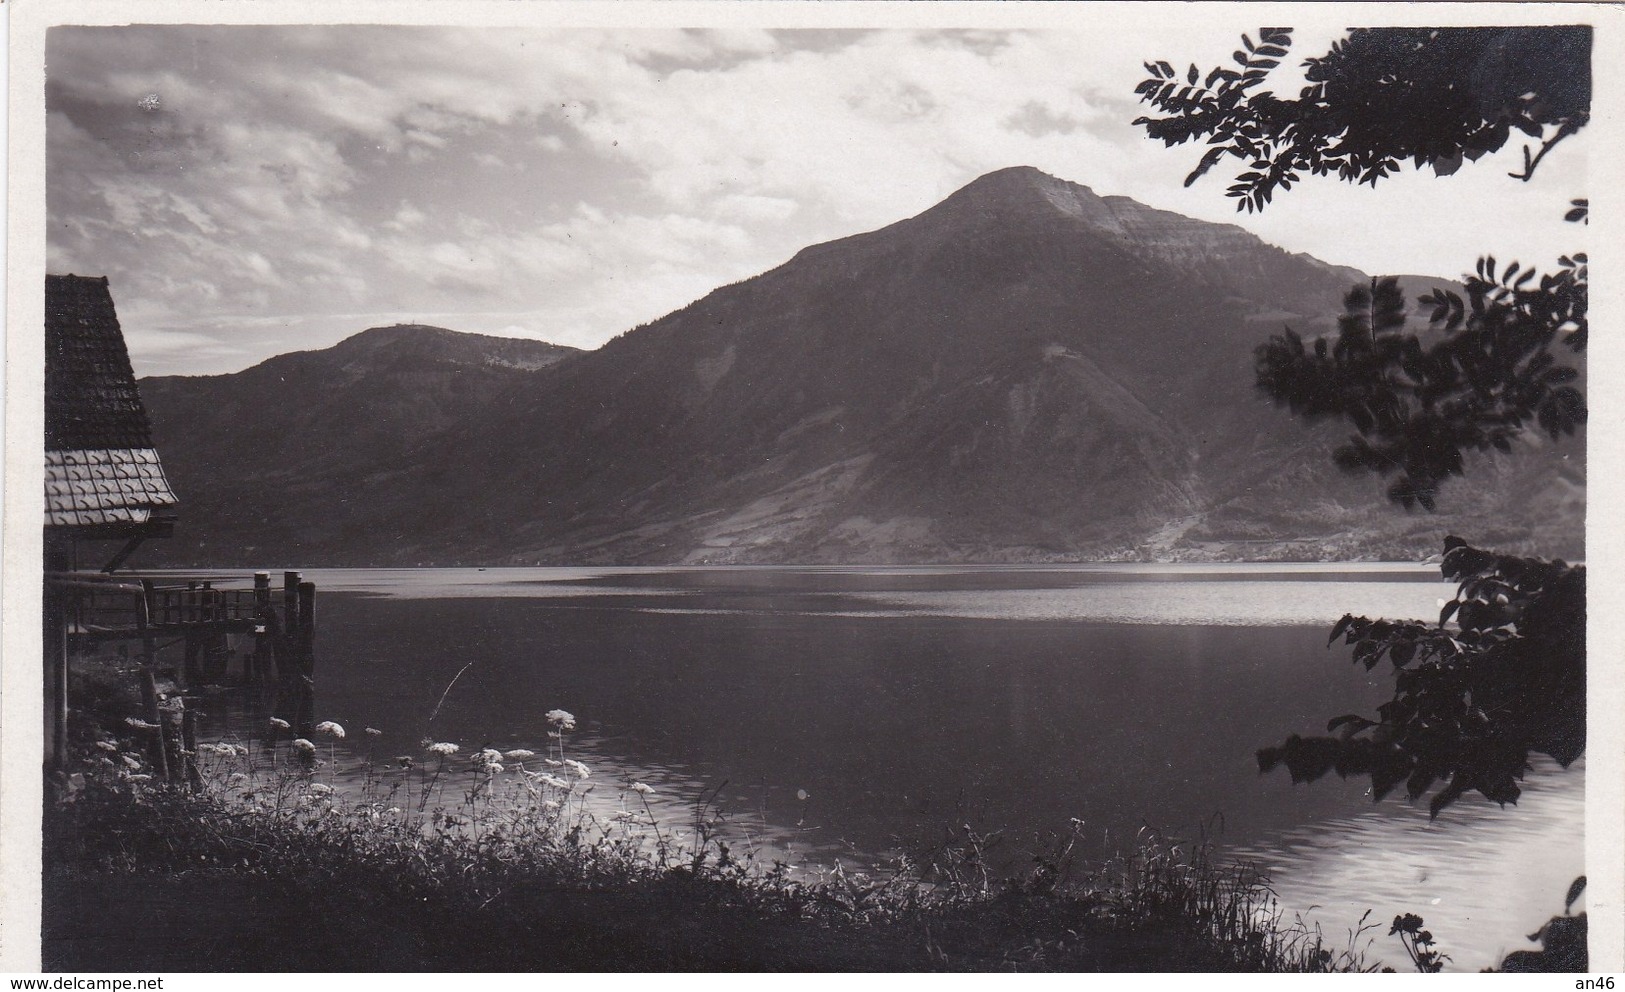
top-left (4, 0), bottom-right (1621, 977)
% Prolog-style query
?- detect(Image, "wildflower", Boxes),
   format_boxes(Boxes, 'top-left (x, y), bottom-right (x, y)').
top-left (365, 727), bottom-right (383, 737)
top-left (396, 755), bottom-right (415, 769)
top-left (228, 773), bottom-right (249, 786)
top-left (269, 717), bottom-right (291, 730)
top-left (608, 810), bottom-right (634, 822)
top-left (315, 721), bottom-right (346, 739)
top-left (386, 807), bottom-right (402, 815)
top-left (564, 759), bottom-right (590, 780)
top-left (95, 740), bottom-right (119, 752)
top-left (632, 782), bottom-right (655, 796)
top-left (124, 717), bottom-right (158, 730)
top-left (121, 755), bottom-right (142, 770)
top-left (545, 709), bottom-right (576, 731)
top-left (308, 783), bottom-right (334, 796)
top-left (538, 773), bottom-right (569, 790)
top-left (543, 758), bottom-right (563, 768)
top-left (476, 748), bottom-right (503, 766)
top-left (503, 749), bottom-right (535, 761)
top-left (426, 742), bottom-right (459, 756)
top-left (127, 774), bottom-right (153, 784)
top-left (291, 738), bottom-right (317, 754)
top-left (540, 800), bottom-right (561, 813)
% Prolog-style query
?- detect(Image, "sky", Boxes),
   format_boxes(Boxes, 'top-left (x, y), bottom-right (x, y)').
top-left (46, 21), bottom-right (1590, 377)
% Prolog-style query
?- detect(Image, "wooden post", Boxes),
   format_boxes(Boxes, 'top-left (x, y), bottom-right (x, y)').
top-left (294, 580), bottom-right (317, 737)
top-left (200, 585), bottom-right (228, 681)
top-left (137, 580), bottom-right (170, 782)
top-left (250, 572), bottom-right (271, 683)
top-left (283, 571), bottom-right (302, 643)
top-left (180, 704), bottom-right (203, 792)
top-left (297, 582), bottom-right (316, 678)
top-left (44, 585), bottom-right (70, 773)
top-left (182, 584), bottom-right (202, 687)
top-left (43, 542), bottom-right (72, 776)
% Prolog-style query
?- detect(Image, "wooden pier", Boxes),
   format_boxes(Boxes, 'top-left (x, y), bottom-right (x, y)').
top-left (45, 570), bottom-right (319, 779)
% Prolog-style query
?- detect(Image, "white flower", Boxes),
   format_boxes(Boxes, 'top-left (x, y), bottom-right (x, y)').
top-left (632, 782), bottom-right (655, 796)
top-left (365, 727), bottom-right (383, 737)
top-left (95, 740), bottom-right (119, 752)
top-left (538, 773), bottom-right (569, 789)
top-left (503, 749), bottom-right (535, 761)
top-left (564, 759), bottom-right (590, 780)
top-left (543, 759), bottom-right (563, 768)
top-left (386, 807), bottom-right (402, 815)
top-left (426, 742), bottom-right (459, 756)
top-left (269, 717), bottom-right (291, 730)
top-left (127, 774), bottom-right (153, 783)
top-left (545, 709), bottom-right (576, 731)
top-left (121, 755), bottom-right (142, 770)
top-left (124, 717), bottom-right (158, 730)
top-left (308, 783), bottom-right (334, 796)
top-left (608, 810), bottom-right (634, 822)
top-left (291, 738), bottom-right (317, 754)
top-left (315, 721), bottom-right (346, 739)
top-left (476, 748), bottom-right (503, 765)
top-left (540, 799), bottom-right (561, 812)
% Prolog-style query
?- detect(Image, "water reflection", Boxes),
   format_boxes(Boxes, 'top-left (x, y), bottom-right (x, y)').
top-left (188, 565), bottom-right (1579, 972)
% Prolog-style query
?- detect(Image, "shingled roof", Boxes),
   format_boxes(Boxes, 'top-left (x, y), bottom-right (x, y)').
top-left (45, 275), bottom-right (179, 530)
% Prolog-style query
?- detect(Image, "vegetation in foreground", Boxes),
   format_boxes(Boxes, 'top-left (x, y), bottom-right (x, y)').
top-left (45, 704), bottom-right (1388, 974)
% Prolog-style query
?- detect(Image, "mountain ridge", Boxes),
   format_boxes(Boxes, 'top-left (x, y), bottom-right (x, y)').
top-left (134, 168), bottom-right (1584, 567)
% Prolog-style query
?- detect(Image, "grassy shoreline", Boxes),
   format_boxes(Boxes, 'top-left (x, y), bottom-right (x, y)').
top-left (43, 718), bottom-right (1383, 973)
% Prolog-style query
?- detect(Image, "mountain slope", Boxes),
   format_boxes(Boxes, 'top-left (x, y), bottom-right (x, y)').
top-left (137, 169), bottom-right (1584, 566)
top-left (140, 326), bottom-right (578, 561)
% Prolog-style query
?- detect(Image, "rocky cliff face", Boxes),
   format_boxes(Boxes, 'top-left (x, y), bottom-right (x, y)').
top-left (137, 169), bottom-right (1583, 566)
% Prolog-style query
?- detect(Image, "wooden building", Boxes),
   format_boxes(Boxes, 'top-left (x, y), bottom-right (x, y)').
top-left (44, 274), bottom-right (179, 771)
top-left (44, 274), bottom-right (180, 570)
top-left (42, 275), bottom-right (318, 777)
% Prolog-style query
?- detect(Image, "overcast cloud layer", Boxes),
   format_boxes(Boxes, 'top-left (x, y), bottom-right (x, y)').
top-left (47, 24), bottom-right (1588, 376)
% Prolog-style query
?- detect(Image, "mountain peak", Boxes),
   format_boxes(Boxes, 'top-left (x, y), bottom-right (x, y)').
top-left (927, 166), bottom-right (1122, 230)
top-left (961, 165), bottom-right (1078, 193)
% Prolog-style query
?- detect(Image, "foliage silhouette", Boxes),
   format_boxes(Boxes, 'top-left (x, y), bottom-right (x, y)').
top-left (1256, 537), bottom-right (1583, 816)
top-left (1135, 24), bottom-right (1590, 508)
top-left (1254, 261), bottom-right (1585, 510)
top-left (1132, 22), bottom-right (1590, 972)
top-left (1131, 26), bottom-right (1591, 799)
top-left (1132, 26), bottom-right (1591, 212)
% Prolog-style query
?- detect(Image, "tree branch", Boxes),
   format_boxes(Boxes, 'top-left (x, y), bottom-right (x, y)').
top-left (1508, 121), bottom-right (1580, 182)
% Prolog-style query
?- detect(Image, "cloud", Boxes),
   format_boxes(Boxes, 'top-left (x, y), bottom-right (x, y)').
top-left (46, 24), bottom-right (1588, 377)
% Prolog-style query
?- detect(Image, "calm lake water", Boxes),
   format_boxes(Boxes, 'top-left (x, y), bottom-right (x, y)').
top-left (188, 564), bottom-right (1583, 972)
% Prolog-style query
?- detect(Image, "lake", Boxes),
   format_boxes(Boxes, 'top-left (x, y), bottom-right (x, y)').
top-left (188, 564), bottom-right (1584, 972)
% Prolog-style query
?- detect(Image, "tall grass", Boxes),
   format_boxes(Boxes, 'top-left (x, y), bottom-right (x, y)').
top-left (48, 710), bottom-right (1385, 972)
